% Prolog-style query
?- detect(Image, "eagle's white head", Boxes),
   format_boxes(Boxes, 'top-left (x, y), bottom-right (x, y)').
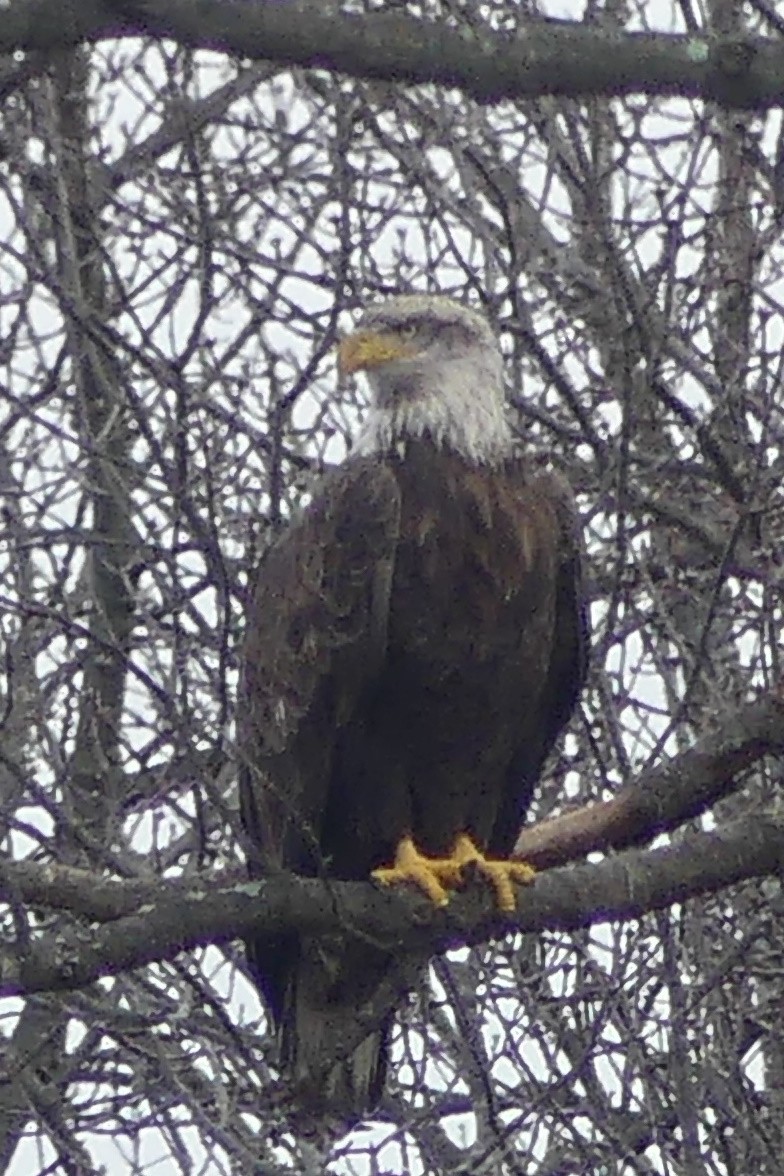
top-left (338, 293), bottom-right (513, 465)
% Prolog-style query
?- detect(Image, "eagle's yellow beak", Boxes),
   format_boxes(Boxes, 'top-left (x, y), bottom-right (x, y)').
top-left (337, 330), bottom-right (417, 375)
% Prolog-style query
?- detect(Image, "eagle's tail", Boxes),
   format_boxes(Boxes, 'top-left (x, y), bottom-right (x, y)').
top-left (278, 937), bottom-right (393, 1119)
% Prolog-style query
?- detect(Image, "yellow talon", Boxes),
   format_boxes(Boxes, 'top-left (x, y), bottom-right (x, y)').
top-left (371, 833), bottom-right (535, 912)
top-left (450, 833), bottom-right (536, 912)
top-left (371, 835), bottom-right (463, 907)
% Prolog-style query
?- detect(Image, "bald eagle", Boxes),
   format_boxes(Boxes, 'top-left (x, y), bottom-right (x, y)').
top-left (238, 294), bottom-right (588, 1116)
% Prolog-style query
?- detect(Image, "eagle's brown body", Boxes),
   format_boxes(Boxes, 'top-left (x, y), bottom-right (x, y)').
top-left (239, 438), bottom-right (587, 1115)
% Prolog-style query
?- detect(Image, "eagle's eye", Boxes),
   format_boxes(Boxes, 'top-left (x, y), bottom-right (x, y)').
top-left (398, 324), bottom-right (418, 342)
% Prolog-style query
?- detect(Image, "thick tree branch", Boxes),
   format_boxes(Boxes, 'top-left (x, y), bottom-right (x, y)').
top-left (0, 691), bottom-right (780, 997)
top-left (0, 812), bottom-right (781, 997)
top-left (2, 1), bottom-right (784, 109)
top-left (516, 690), bottom-right (784, 867)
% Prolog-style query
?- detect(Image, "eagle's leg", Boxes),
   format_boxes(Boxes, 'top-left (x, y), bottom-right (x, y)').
top-left (371, 835), bottom-right (464, 908)
top-left (450, 833), bottom-right (535, 913)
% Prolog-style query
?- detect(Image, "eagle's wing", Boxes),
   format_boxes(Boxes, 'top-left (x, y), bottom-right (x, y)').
top-left (238, 457), bottom-right (402, 1111)
top-left (490, 468), bottom-right (589, 853)
top-left (536, 468), bottom-right (589, 737)
top-left (238, 455), bottom-right (401, 883)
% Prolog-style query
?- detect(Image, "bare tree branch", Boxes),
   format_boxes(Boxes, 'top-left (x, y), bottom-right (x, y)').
top-left (3, 1), bottom-right (784, 108)
top-left (516, 689), bottom-right (784, 867)
top-left (0, 810), bottom-right (780, 998)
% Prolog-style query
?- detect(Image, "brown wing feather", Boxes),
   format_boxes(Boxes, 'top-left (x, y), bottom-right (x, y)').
top-left (238, 456), bottom-right (400, 1030)
top-left (489, 464), bottom-right (589, 854)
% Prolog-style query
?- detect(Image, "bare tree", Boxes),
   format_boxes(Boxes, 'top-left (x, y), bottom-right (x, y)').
top-left (0, 0), bottom-right (782, 1171)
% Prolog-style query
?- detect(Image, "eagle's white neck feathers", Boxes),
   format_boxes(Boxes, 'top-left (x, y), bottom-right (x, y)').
top-left (354, 350), bottom-right (514, 466)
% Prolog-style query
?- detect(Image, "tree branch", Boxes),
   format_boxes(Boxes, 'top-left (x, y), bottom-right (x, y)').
top-left (1, 811), bottom-right (781, 997)
top-left (3, 2), bottom-right (784, 109)
top-left (516, 690), bottom-right (784, 867)
top-left (1, 691), bottom-right (781, 997)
